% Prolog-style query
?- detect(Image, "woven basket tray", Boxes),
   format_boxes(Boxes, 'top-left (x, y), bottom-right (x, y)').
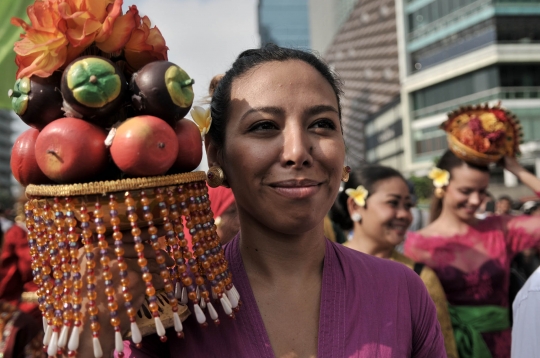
top-left (447, 134), bottom-right (502, 166)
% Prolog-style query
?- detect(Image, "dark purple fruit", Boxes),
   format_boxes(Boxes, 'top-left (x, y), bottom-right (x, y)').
top-left (130, 61), bottom-right (194, 125)
top-left (61, 56), bottom-right (126, 127)
top-left (9, 72), bottom-right (64, 130)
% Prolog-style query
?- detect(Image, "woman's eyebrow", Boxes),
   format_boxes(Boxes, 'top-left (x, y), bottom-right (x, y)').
top-left (304, 104), bottom-right (338, 117)
top-left (240, 106), bottom-right (284, 122)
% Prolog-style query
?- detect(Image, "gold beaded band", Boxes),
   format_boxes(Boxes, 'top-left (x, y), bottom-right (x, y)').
top-left (26, 172), bottom-right (207, 197)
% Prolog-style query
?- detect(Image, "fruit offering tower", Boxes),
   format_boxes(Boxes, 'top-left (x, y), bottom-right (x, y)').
top-left (8, 1), bottom-right (240, 357)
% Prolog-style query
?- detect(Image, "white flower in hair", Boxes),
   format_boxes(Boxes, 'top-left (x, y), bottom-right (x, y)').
top-left (191, 106), bottom-right (212, 138)
top-left (428, 167), bottom-right (450, 188)
top-left (345, 185), bottom-right (369, 207)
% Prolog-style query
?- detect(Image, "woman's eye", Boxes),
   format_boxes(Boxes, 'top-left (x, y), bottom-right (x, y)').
top-left (311, 119), bottom-right (337, 130)
top-left (248, 121), bottom-right (278, 132)
top-left (387, 201), bottom-right (398, 207)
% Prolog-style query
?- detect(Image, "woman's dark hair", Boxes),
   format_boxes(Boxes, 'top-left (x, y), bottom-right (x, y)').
top-left (330, 165), bottom-right (406, 231)
top-left (209, 44), bottom-right (343, 152)
top-left (429, 149), bottom-right (490, 222)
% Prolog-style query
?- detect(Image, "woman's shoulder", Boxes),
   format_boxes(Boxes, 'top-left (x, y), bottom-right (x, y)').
top-left (331, 241), bottom-right (423, 287)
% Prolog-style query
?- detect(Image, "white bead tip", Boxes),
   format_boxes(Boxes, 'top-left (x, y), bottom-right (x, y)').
top-left (43, 325), bottom-right (53, 346)
top-left (58, 325), bottom-right (69, 348)
top-left (207, 302), bottom-right (219, 320)
top-left (154, 317), bottom-right (166, 337)
top-left (200, 297), bottom-right (206, 309)
top-left (47, 330), bottom-right (59, 356)
top-left (93, 336), bottom-right (103, 358)
top-left (223, 293), bottom-right (232, 308)
top-left (67, 325), bottom-right (80, 351)
top-left (115, 331), bottom-right (124, 353)
top-left (173, 312), bottom-right (183, 333)
top-left (231, 285), bottom-right (241, 301)
top-left (130, 322), bottom-right (142, 344)
top-left (220, 297), bottom-right (233, 315)
top-left (175, 282), bottom-right (182, 299)
top-left (194, 303), bottom-right (207, 324)
top-left (180, 287), bottom-right (188, 305)
top-left (226, 289), bottom-right (239, 309)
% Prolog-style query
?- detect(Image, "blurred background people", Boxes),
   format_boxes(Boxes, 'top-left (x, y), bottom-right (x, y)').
top-left (405, 150), bottom-right (540, 358)
top-left (0, 197), bottom-right (43, 357)
top-left (476, 193), bottom-right (495, 220)
top-left (330, 165), bottom-right (458, 358)
top-left (496, 195), bottom-right (513, 215)
top-left (512, 265), bottom-right (540, 358)
top-left (208, 186), bottom-right (239, 245)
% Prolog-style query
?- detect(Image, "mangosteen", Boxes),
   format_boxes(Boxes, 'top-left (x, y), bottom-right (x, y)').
top-left (9, 72), bottom-right (64, 130)
top-left (61, 56), bottom-right (127, 127)
top-left (130, 61), bottom-right (194, 125)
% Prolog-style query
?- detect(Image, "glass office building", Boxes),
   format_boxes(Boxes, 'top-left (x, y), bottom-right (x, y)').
top-left (258, 0), bottom-right (310, 49)
top-left (397, 0), bottom-right (540, 182)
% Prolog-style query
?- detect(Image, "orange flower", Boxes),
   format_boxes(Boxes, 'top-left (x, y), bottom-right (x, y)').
top-left (124, 6), bottom-right (168, 71)
top-left (60, 0), bottom-right (135, 62)
top-left (11, 0), bottom-right (69, 78)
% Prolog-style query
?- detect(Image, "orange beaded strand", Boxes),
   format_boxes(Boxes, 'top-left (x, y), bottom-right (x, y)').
top-left (79, 202), bottom-right (103, 357)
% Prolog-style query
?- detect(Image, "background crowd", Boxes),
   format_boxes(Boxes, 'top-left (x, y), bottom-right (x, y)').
top-left (2, 60), bottom-right (540, 358)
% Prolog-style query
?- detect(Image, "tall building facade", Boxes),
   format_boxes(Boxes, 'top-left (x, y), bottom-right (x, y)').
top-left (396, 0), bottom-right (540, 184)
top-left (325, 0), bottom-right (400, 168)
top-left (258, 0), bottom-right (311, 49)
top-left (0, 110), bottom-right (14, 205)
top-left (308, 0), bottom-right (357, 54)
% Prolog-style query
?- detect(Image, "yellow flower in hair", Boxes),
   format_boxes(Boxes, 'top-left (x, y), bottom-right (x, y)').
top-left (345, 186), bottom-right (369, 207)
top-left (428, 168), bottom-right (450, 188)
top-left (191, 106), bottom-right (212, 138)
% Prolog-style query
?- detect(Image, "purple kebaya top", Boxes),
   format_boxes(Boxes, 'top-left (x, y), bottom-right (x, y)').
top-left (122, 236), bottom-right (445, 357)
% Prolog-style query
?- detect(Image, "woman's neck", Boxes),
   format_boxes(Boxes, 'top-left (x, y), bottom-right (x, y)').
top-left (238, 217), bottom-right (326, 283)
top-left (346, 228), bottom-right (394, 259)
top-left (432, 206), bottom-right (476, 235)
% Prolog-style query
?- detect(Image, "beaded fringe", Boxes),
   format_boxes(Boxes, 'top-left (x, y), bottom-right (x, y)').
top-left (25, 173), bottom-right (240, 357)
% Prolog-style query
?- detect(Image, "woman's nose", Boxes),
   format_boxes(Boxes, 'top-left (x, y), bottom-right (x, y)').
top-left (281, 124), bottom-right (313, 168)
top-left (469, 192), bottom-right (481, 205)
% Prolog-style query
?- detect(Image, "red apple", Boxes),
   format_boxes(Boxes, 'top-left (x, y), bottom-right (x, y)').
top-left (10, 128), bottom-right (52, 186)
top-left (110, 115), bottom-right (178, 176)
top-left (35, 118), bottom-right (109, 183)
top-left (168, 119), bottom-right (203, 173)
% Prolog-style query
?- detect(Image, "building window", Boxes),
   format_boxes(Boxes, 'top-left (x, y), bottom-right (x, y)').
top-left (413, 127), bottom-right (448, 156)
top-left (412, 66), bottom-right (499, 111)
top-left (411, 64), bottom-right (540, 116)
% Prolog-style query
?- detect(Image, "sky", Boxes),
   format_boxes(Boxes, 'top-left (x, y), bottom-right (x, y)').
top-left (129, 0), bottom-right (259, 106)
top-left (11, 0), bottom-right (259, 167)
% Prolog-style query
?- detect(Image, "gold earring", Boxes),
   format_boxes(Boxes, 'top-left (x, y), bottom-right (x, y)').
top-left (341, 166), bottom-right (351, 182)
top-left (434, 187), bottom-right (445, 199)
top-left (207, 166), bottom-right (226, 188)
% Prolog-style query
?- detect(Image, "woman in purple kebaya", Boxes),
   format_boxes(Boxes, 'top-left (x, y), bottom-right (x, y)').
top-left (78, 45), bottom-right (446, 358)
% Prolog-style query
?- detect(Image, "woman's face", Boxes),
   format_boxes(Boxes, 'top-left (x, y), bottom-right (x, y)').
top-left (444, 164), bottom-right (489, 222)
top-left (209, 60), bottom-right (345, 235)
top-left (352, 177), bottom-right (413, 249)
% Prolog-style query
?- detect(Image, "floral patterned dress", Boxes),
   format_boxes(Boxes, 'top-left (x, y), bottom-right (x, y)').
top-left (405, 215), bottom-right (540, 358)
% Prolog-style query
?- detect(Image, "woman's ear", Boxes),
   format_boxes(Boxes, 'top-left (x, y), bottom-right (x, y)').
top-left (346, 196), bottom-right (356, 217)
top-left (205, 136), bottom-right (221, 168)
